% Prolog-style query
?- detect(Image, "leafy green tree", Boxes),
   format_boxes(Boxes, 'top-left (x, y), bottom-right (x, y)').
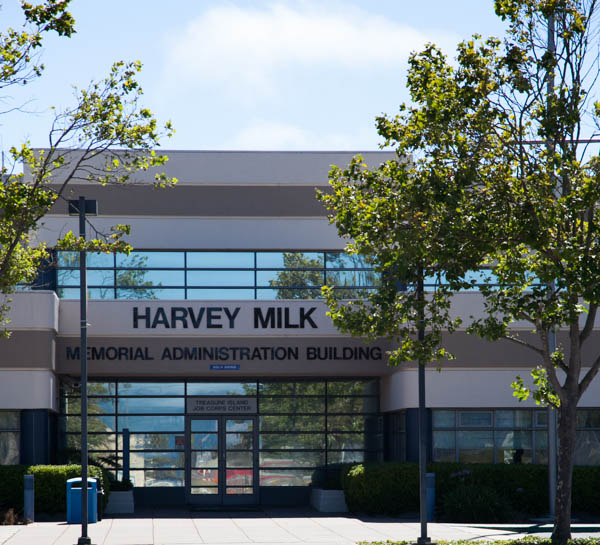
top-left (0, 1), bottom-right (175, 329)
top-left (269, 252), bottom-right (324, 299)
top-left (319, 1), bottom-right (600, 541)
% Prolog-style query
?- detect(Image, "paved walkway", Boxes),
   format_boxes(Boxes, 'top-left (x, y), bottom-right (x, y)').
top-left (0, 508), bottom-right (599, 545)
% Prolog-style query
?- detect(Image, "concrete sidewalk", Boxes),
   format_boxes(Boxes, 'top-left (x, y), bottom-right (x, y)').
top-left (0, 508), bottom-right (599, 545)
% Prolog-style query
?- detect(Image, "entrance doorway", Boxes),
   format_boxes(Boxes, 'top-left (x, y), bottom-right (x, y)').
top-left (185, 415), bottom-right (258, 505)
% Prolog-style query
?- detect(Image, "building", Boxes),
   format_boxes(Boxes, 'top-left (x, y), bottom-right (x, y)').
top-left (1, 150), bottom-right (599, 507)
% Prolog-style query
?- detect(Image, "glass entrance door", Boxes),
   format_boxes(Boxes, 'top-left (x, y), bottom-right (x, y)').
top-left (186, 416), bottom-right (258, 505)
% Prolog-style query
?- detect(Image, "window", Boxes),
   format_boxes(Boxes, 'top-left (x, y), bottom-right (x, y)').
top-left (54, 250), bottom-right (380, 301)
top-left (0, 411), bottom-right (20, 464)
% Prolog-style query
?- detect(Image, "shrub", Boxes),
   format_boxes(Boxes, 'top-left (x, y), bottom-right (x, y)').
top-left (26, 465), bottom-right (110, 513)
top-left (0, 466), bottom-right (28, 512)
top-left (109, 478), bottom-right (133, 492)
top-left (441, 483), bottom-right (512, 522)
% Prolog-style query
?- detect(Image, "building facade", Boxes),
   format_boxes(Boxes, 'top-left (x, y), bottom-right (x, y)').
top-left (1, 150), bottom-right (600, 506)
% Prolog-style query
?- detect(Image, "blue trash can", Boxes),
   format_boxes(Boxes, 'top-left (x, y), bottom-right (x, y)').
top-left (66, 477), bottom-right (98, 524)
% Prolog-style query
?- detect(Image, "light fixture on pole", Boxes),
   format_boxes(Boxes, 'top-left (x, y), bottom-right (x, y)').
top-left (68, 197), bottom-right (97, 545)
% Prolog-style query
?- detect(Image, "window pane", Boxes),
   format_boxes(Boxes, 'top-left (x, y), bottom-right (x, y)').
top-left (87, 253), bottom-right (115, 267)
top-left (259, 433), bottom-right (325, 449)
top-left (86, 433), bottom-right (116, 451)
top-left (61, 415), bottom-right (115, 433)
top-left (459, 411), bottom-right (493, 427)
top-left (433, 410), bottom-right (455, 428)
top-left (117, 252), bottom-right (184, 268)
top-left (328, 451), bottom-right (372, 464)
top-left (118, 398), bottom-right (184, 414)
top-left (433, 431), bottom-right (455, 462)
top-left (188, 383), bottom-right (257, 396)
top-left (125, 433), bottom-right (184, 450)
top-left (58, 288), bottom-right (80, 299)
top-left (327, 433), bottom-right (382, 450)
top-left (192, 433), bottom-right (218, 450)
top-left (496, 410), bottom-right (532, 428)
top-left (187, 252), bottom-right (254, 269)
top-left (259, 397), bottom-right (325, 414)
top-left (260, 416), bottom-right (325, 432)
top-left (457, 431), bottom-right (493, 463)
top-left (187, 270), bottom-right (253, 287)
top-left (89, 288), bottom-right (115, 300)
top-left (535, 431), bottom-right (548, 464)
top-left (574, 431), bottom-right (600, 465)
top-left (0, 412), bottom-right (20, 430)
top-left (327, 380), bottom-right (378, 396)
top-left (192, 451), bottom-right (218, 468)
top-left (89, 383), bottom-right (116, 396)
top-left (132, 469), bottom-right (184, 487)
top-left (0, 432), bottom-right (19, 464)
top-left (118, 416), bottom-right (184, 432)
top-left (325, 252), bottom-right (371, 269)
top-left (495, 431), bottom-right (533, 464)
top-left (577, 409), bottom-right (600, 428)
top-left (226, 469), bottom-right (252, 486)
top-left (259, 382), bottom-right (325, 396)
top-left (226, 419), bottom-right (253, 432)
top-left (256, 270), bottom-right (324, 287)
top-left (327, 397), bottom-right (378, 414)
top-left (87, 269), bottom-right (114, 286)
top-left (191, 420), bottom-right (218, 432)
top-left (58, 269), bottom-right (80, 285)
top-left (116, 288), bottom-right (185, 299)
top-left (257, 252), bottom-right (324, 269)
top-left (259, 469), bottom-right (313, 486)
top-left (116, 269), bottom-right (184, 287)
top-left (227, 451), bottom-right (253, 468)
top-left (191, 469), bottom-right (218, 486)
top-left (188, 288), bottom-right (255, 299)
top-left (119, 383), bottom-right (184, 396)
top-left (57, 251), bottom-right (79, 267)
top-left (259, 451), bottom-right (324, 467)
top-left (536, 411), bottom-right (549, 427)
top-left (326, 270), bottom-right (379, 287)
top-left (226, 433), bottom-right (253, 450)
top-left (130, 451), bottom-right (184, 469)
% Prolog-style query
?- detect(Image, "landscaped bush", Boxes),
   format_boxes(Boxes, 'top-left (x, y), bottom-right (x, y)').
top-left (341, 461), bottom-right (600, 520)
top-left (0, 466), bottom-right (28, 512)
top-left (26, 465), bottom-right (111, 513)
top-left (441, 483), bottom-right (512, 522)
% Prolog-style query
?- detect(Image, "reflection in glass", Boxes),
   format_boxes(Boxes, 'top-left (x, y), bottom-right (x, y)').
top-left (327, 415), bottom-right (381, 432)
top-left (327, 451), bottom-right (367, 464)
top-left (495, 431), bottom-right (532, 463)
top-left (433, 410), bottom-right (455, 429)
top-left (574, 431), bottom-right (600, 465)
top-left (118, 397), bottom-right (184, 414)
top-left (256, 252), bottom-right (324, 269)
top-left (119, 383), bottom-right (184, 396)
top-left (259, 451), bottom-right (324, 467)
top-left (226, 433), bottom-right (253, 450)
top-left (226, 469), bottom-right (252, 486)
top-left (259, 469), bottom-right (312, 486)
top-left (188, 383), bottom-right (257, 396)
top-left (191, 420), bottom-right (218, 432)
top-left (259, 397), bottom-right (325, 414)
top-left (130, 451), bottom-right (184, 469)
top-left (459, 411), bottom-right (493, 427)
top-left (192, 433), bottom-right (218, 450)
top-left (129, 469), bottom-right (184, 487)
top-left (458, 431), bottom-right (494, 463)
top-left (535, 431), bottom-right (548, 464)
top-left (117, 251), bottom-right (184, 268)
top-left (0, 432), bottom-right (19, 464)
top-left (187, 289), bottom-right (256, 300)
top-left (226, 419), bottom-right (253, 432)
top-left (226, 487), bottom-right (253, 495)
top-left (433, 431), bottom-right (456, 462)
top-left (187, 252), bottom-right (254, 269)
top-left (327, 380), bottom-right (377, 396)
top-left (496, 410), bottom-right (532, 428)
top-left (192, 451), bottom-right (218, 468)
top-left (259, 382), bottom-right (325, 396)
top-left (327, 397), bottom-right (379, 414)
top-left (191, 486), bottom-right (218, 495)
top-left (124, 433), bottom-right (182, 450)
top-left (259, 415), bottom-right (325, 432)
top-left (259, 433), bottom-right (325, 450)
top-left (118, 415), bottom-right (184, 432)
top-left (188, 270), bottom-right (253, 287)
top-left (227, 451), bottom-right (253, 468)
top-left (327, 433), bottom-right (382, 450)
top-left (191, 469), bottom-right (218, 486)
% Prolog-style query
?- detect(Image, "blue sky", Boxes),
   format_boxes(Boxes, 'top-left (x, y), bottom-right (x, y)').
top-left (0, 1), bottom-right (508, 154)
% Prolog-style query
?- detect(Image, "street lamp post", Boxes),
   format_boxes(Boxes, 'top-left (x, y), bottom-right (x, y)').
top-left (69, 197), bottom-right (97, 545)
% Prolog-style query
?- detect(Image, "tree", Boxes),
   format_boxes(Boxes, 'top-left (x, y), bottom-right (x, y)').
top-left (318, 1), bottom-right (600, 541)
top-left (0, 1), bottom-right (175, 329)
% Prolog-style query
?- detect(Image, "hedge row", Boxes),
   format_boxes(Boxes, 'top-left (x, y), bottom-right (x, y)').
top-left (341, 462), bottom-right (600, 518)
top-left (0, 465), bottom-right (110, 514)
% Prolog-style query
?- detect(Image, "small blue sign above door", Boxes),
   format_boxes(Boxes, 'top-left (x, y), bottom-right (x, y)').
top-left (210, 364), bottom-right (240, 370)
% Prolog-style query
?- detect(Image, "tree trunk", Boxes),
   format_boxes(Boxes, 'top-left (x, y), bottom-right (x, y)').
top-left (552, 401), bottom-right (577, 544)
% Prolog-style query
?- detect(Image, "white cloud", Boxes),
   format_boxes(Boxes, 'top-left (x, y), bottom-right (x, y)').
top-left (162, 1), bottom-right (459, 103)
top-left (226, 119), bottom-right (374, 150)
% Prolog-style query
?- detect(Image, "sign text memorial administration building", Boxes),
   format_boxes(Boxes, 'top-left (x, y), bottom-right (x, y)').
top-left (2, 151), bottom-right (600, 507)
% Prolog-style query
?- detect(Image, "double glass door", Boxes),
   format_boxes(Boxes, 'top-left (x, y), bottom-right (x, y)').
top-left (185, 415), bottom-right (258, 505)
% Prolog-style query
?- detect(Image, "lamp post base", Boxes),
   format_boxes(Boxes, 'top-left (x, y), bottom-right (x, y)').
top-left (77, 536), bottom-right (93, 545)
top-left (415, 538), bottom-right (434, 545)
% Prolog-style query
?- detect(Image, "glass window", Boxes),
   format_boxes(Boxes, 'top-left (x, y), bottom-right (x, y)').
top-left (496, 410), bottom-right (532, 428)
top-left (535, 431), bottom-right (548, 464)
top-left (327, 415), bottom-right (381, 432)
top-left (116, 288), bottom-right (186, 300)
top-left (123, 433), bottom-right (183, 450)
top-left (259, 433), bottom-right (325, 450)
top-left (0, 432), bottom-right (20, 464)
top-left (259, 451), bottom-right (324, 467)
top-left (256, 252), bottom-right (324, 269)
top-left (130, 451), bottom-right (184, 469)
top-left (118, 416), bottom-right (184, 433)
top-left (259, 382), bottom-right (325, 396)
top-left (118, 398), bottom-right (184, 414)
top-left (0, 412), bottom-right (20, 429)
top-left (187, 252), bottom-right (254, 269)
top-left (459, 411), bottom-right (493, 427)
top-left (188, 383), bottom-right (257, 396)
top-left (259, 397), bottom-right (325, 414)
top-left (130, 469), bottom-right (184, 487)
top-left (117, 252), bottom-right (184, 268)
top-left (328, 380), bottom-right (377, 396)
top-left (577, 409), bottom-right (600, 428)
top-left (187, 270), bottom-right (253, 287)
top-left (325, 252), bottom-right (371, 269)
top-left (327, 433), bottom-right (382, 450)
top-left (535, 410), bottom-right (549, 427)
top-left (119, 383), bottom-right (184, 396)
top-left (259, 469), bottom-right (313, 486)
top-left (433, 431), bottom-right (456, 462)
top-left (495, 431), bottom-right (533, 464)
top-left (259, 415), bottom-right (325, 432)
top-left (457, 431), bottom-right (494, 463)
top-left (327, 397), bottom-right (378, 414)
top-left (327, 451), bottom-right (368, 464)
top-left (433, 410), bottom-right (455, 428)
top-left (87, 253), bottom-right (115, 267)
top-left (574, 430), bottom-right (600, 465)
top-left (187, 289), bottom-right (256, 300)
top-left (116, 269), bottom-right (184, 287)
top-left (87, 269), bottom-right (114, 286)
